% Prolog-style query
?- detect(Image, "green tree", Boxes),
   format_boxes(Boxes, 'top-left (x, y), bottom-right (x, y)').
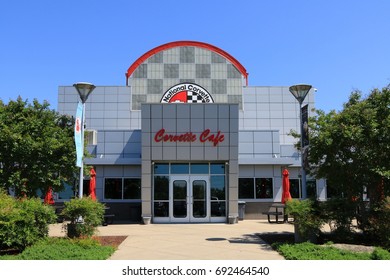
top-left (307, 85), bottom-right (390, 230)
top-left (0, 97), bottom-right (77, 197)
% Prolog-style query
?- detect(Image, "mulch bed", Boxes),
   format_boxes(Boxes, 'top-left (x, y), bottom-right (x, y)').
top-left (92, 236), bottom-right (128, 248)
top-left (0, 248), bottom-right (21, 255)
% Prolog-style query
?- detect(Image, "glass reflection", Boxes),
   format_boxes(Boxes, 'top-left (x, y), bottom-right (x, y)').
top-left (171, 163), bottom-right (189, 174)
top-left (210, 163), bottom-right (225, 174)
top-left (173, 180), bottom-right (187, 218)
top-left (190, 163), bottom-right (209, 174)
top-left (210, 176), bottom-right (225, 200)
top-left (154, 202), bottom-right (169, 217)
top-left (154, 163), bottom-right (169, 174)
top-left (154, 176), bottom-right (169, 200)
top-left (192, 180), bottom-right (206, 218)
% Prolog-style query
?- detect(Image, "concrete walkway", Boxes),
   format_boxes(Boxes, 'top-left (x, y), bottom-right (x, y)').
top-left (49, 220), bottom-right (294, 260)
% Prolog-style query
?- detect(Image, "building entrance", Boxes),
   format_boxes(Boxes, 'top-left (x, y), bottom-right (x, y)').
top-left (152, 162), bottom-right (227, 223)
top-left (171, 175), bottom-right (210, 223)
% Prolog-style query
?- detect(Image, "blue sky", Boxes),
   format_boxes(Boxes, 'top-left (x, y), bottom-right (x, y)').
top-left (1, 0), bottom-right (389, 113)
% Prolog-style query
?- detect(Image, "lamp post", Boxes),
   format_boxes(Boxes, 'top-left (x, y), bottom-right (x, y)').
top-left (73, 82), bottom-right (95, 198)
top-left (289, 84), bottom-right (312, 199)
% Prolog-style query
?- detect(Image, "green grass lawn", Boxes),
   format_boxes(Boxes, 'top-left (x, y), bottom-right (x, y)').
top-left (0, 237), bottom-right (115, 260)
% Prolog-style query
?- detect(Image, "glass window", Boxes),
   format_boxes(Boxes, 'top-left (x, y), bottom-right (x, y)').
top-left (193, 180), bottom-right (206, 200)
top-left (171, 163), bottom-right (189, 174)
top-left (210, 163), bottom-right (225, 174)
top-left (123, 178), bottom-right (141, 199)
top-left (154, 202), bottom-right (169, 217)
top-left (104, 178), bottom-right (122, 199)
top-left (210, 175), bottom-right (225, 200)
top-left (153, 175), bottom-right (169, 217)
top-left (307, 180), bottom-right (317, 199)
top-left (211, 200), bottom-right (225, 217)
top-left (239, 178), bottom-right (254, 199)
top-left (255, 178), bottom-right (273, 199)
top-left (154, 176), bottom-right (169, 200)
top-left (57, 181), bottom-right (75, 200)
top-left (290, 179), bottom-right (301, 198)
top-left (190, 163), bottom-right (209, 174)
top-left (154, 163), bottom-right (169, 174)
top-left (211, 172), bottom-right (226, 217)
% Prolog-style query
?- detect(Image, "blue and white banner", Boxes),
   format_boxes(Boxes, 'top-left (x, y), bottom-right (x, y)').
top-left (74, 102), bottom-right (83, 167)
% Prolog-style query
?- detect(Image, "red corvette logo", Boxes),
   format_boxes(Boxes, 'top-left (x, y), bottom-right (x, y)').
top-left (161, 83), bottom-right (214, 103)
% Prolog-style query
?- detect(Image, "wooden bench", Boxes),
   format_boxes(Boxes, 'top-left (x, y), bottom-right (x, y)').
top-left (103, 214), bottom-right (115, 226)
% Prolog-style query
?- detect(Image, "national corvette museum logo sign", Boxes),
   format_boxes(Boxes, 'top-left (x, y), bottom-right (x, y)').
top-left (161, 83), bottom-right (214, 103)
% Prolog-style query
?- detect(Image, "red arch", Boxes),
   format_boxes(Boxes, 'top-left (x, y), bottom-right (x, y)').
top-left (125, 41), bottom-right (248, 85)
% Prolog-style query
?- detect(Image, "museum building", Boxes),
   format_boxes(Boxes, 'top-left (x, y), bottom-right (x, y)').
top-left (57, 41), bottom-right (326, 224)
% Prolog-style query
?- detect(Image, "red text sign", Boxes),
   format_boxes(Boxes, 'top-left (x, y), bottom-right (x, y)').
top-left (154, 129), bottom-right (224, 147)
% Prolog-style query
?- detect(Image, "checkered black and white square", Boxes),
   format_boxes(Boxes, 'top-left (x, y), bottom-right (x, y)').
top-left (187, 92), bottom-right (205, 103)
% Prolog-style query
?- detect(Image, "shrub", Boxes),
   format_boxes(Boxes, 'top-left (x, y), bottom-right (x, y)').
top-left (61, 197), bottom-right (105, 238)
top-left (285, 199), bottom-right (324, 243)
top-left (0, 191), bottom-right (56, 250)
top-left (274, 242), bottom-right (373, 260)
top-left (371, 247), bottom-right (390, 260)
top-left (366, 197), bottom-right (390, 249)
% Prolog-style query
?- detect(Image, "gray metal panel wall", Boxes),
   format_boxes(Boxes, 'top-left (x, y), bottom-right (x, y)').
top-left (141, 103), bottom-right (240, 221)
top-left (242, 86), bottom-right (315, 145)
top-left (141, 103), bottom-right (238, 162)
top-left (58, 86), bottom-right (141, 131)
top-left (93, 130), bottom-right (142, 160)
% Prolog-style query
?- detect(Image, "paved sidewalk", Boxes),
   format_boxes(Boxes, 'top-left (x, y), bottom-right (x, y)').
top-left (49, 220), bottom-right (294, 260)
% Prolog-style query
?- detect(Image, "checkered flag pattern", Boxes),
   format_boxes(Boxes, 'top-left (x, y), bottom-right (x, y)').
top-left (187, 91), bottom-right (205, 103)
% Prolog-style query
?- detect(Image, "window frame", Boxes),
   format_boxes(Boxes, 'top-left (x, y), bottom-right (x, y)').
top-left (103, 177), bottom-right (142, 202)
top-left (238, 177), bottom-right (274, 201)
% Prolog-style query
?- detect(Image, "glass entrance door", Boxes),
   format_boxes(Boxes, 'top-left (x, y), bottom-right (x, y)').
top-left (170, 176), bottom-right (210, 222)
top-left (172, 179), bottom-right (188, 221)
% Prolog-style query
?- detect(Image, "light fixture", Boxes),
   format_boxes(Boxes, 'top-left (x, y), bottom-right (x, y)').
top-left (73, 82), bottom-right (96, 103)
top-left (289, 84), bottom-right (313, 199)
top-left (289, 84), bottom-right (312, 105)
